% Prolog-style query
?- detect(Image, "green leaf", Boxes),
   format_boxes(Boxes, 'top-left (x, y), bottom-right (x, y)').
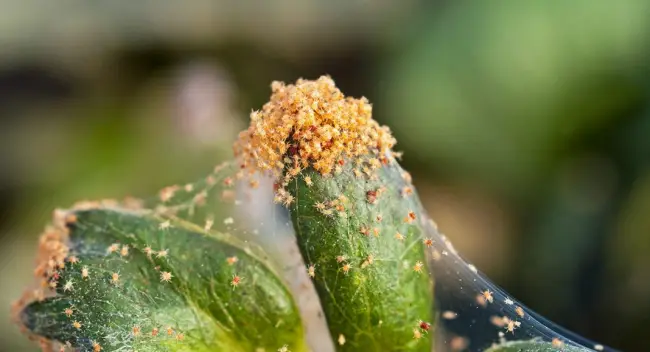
top-left (20, 206), bottom-right (306, 352)
top-left (286, 158), bottom-right (434, 351)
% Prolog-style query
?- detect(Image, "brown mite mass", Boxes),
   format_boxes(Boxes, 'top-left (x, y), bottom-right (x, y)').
top-left (234, 76), bottom-right (396, 177)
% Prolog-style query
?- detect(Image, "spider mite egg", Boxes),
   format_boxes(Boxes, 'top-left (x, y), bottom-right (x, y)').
top-left (442, 311), bottom-right (458, 320)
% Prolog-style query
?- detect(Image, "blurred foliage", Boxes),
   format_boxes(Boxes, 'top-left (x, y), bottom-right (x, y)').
top-left (1, 1), bottom-right (649, 351)
top-left (382, 0), bottom-right (650, 196)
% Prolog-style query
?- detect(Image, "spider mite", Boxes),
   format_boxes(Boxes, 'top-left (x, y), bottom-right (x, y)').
top-left (231, 275), bottom-right (241, 288)
top-left (412, 328), bottom-right (422, 340)
top-left (482, 289), bottom-right (494, 303)
top-left (404, 211), bottom-right (416, 223)
top-left (423, 238), bottom-right (433, 247)
top-left (81, 266), bottom-right (89, 279)
top-left (63, 307), bottom-right (73, 317)
top-left (110, 273), bottom-right (120, 285)
top-left (160, 271), bottom-right (173, 283)
top-left (366, 190), bottom-right (377, 204)
top-left (418, 320), bottom-right (431, 331)
top-left (341, 263), bottom-right (351, 275)
top-left (505, 320), bottom-right (518, 334)
top-left (91, 341), bottom-right (101, 352)
top-left (515, 306), bottom-right (525, 318)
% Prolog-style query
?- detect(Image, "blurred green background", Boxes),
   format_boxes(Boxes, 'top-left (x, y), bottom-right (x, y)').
top-left (1, 1), bottom-right (649, 351)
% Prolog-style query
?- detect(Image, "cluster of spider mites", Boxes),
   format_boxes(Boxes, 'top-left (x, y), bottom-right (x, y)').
top-left (233, 75), bottom-right (398, 207)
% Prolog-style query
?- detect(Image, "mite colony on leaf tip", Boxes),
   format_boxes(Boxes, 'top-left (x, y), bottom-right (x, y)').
top-left (233, 75), bottom-right (397, 205)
